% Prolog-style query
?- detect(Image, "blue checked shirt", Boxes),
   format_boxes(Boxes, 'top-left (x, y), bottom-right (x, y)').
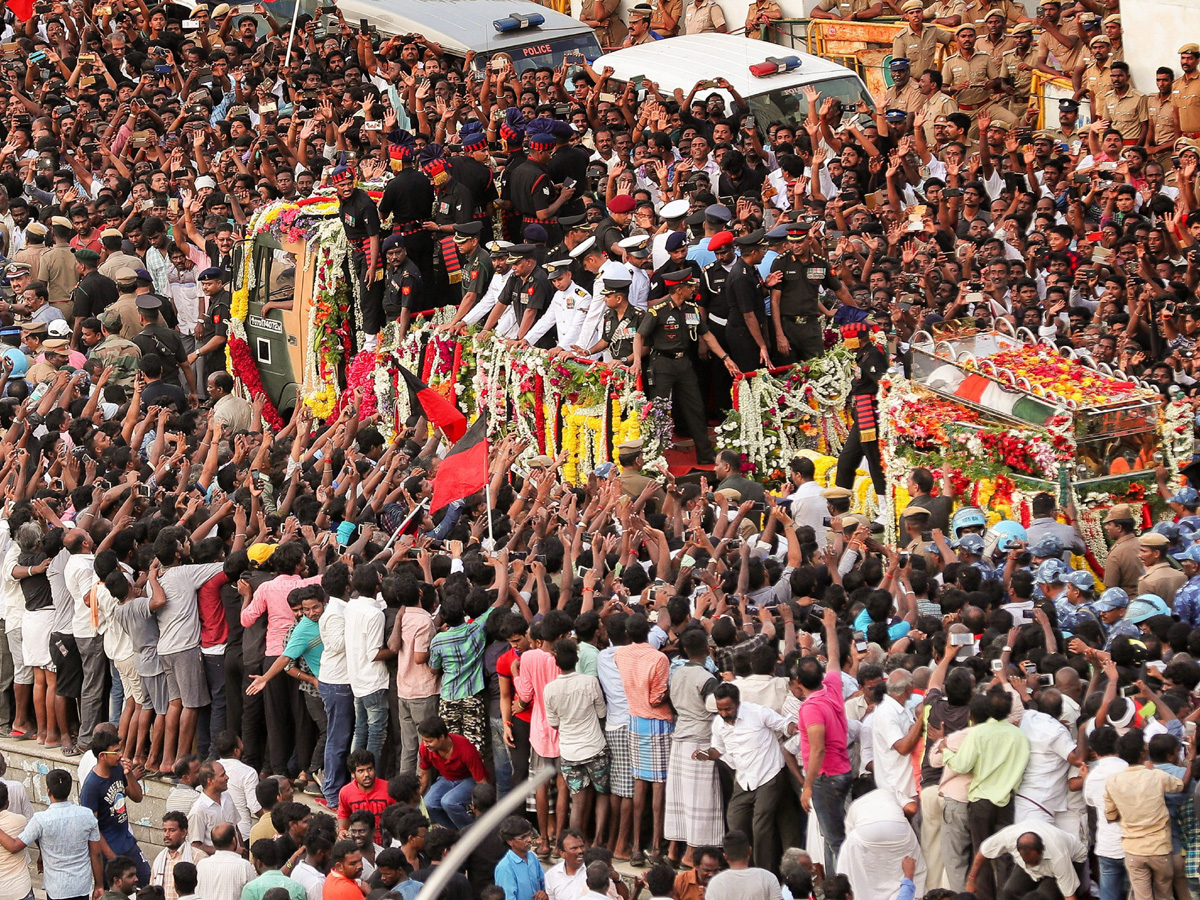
top-left (429, 607), bottom-right (497, 701)
top-left (19, 800), bottom-right (100, 899)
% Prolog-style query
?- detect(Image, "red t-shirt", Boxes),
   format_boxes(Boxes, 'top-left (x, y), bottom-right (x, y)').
top-left (198, 571), bottom-right (230, 649)
top-left (336, 778), bottom-right (393, 844)
top-left (418, 734), bottom-right (490, 783)
top-left (496, 648), bottom-right (532, 723)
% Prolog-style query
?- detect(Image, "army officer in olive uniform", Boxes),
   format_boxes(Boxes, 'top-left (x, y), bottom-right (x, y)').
top-left (633, 270), bottom-right (738, 466)
top-left (770, 221), bottom-right (855, 363)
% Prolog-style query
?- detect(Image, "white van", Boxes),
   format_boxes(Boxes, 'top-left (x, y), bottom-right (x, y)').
top-left (303, 0), bottom-right (602, 73)
top-left (600, 33), bottom-right (873, 127)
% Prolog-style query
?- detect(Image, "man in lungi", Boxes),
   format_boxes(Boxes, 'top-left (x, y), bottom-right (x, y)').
top-left (614, 614), bottom-right (673, 868)
top-left (665, 627), bottom-right (725, 866)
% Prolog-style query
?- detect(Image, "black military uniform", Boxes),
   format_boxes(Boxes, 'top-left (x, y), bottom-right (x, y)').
top-left (497, 147), bottom-right (529, 244)
top-left (378, 163), bottom-right (435, 284)
top-left (507, 156), bottom-right (562, 245)
top-left (698, 239), bottom-right (737, 415)
top-left (71, 266), bottom-right (118, 321)
top-left (636, 272), bottom-right (716, 464)
top-left (336, 176), bottom-right (384, 334)
top-left (449, 152), bottom-right (499, 242)
top-left (504, 246), bottom-right (555, 350)
top-left (771, 225), bottom-right (842, 363)
top-left (546, 142), bottom-right (591, 221)
top-left (197, 287), bottom-right (231, 377)
top-left (835, 322), bottom-right (888, 496)
top-left (593, 213), bottom-right (630, 262)
top-left (724, 233), bottom-right (771, 372)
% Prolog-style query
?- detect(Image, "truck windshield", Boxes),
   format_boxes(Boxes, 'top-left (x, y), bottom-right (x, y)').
top-left (747, 75), bottom-right (874, 130)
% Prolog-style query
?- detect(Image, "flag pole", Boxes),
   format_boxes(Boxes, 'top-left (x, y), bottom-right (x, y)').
top-left (484, 479), bottom-right (496, 550)
top-left (284, 0), bottom-right (303, 67)
top-left (382, 499), bottom-right (428, 552)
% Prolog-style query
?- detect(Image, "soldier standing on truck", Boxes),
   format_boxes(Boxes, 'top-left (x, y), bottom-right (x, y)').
top-left (381, 235), bottom-right (424, 345)
top-left (507, 119), bottom-right (578, 248)
top-left (333, 164), bottom-right (383, 350)
top-left (378, 131), bottom-right (435, 290)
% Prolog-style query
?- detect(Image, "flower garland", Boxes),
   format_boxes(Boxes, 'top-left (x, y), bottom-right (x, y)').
top-left (1161, 398), bottom-right (1196, 477)
top-left (227, 336), bottom-right (284, 430)
top-left (717, 346), bottom-right (856, 475)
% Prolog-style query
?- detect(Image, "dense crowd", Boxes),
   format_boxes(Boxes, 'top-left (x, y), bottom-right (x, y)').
top-left (0, 0), bottom-right (1199, 900)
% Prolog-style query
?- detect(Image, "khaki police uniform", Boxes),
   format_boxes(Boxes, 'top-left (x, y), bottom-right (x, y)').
top-left (1098, 87), bottom-right (1149, 143)
top-left (1173, 70), bottom-right (1200, 137)
top-left (893, 24), bottom-right (954, 76)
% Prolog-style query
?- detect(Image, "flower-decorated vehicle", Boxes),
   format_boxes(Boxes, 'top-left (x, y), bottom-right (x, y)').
top-left (907, 322), bottom-right (1168, 485)
top-left (228, 193), bottom-right (665, 480)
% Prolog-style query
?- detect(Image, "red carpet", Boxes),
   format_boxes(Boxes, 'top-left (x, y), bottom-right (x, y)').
top-left (663, 429), bottom-right (717, 478)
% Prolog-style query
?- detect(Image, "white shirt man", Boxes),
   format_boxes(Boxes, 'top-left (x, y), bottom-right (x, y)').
top-left (872, 689), bottom-right (918, 808)
top-left (343, 593), bottom-right (388, 699)
top-left (979, 822), bottom-right (1088, 897)
top-left (196, 843), bottom-right (257, 900)
top-left (1015, 708), bottom-right (1076, 825)
top-left (217, 753), bottom-right (261, 842)
top-left (710, 700), bottom-right (791, 791)
top-left (788, 477), bottom-right (828, 548)
top-left (1083, 753), bottom-right (1129, 867)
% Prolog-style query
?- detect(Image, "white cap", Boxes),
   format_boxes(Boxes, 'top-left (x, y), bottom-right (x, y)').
top-left (568, 236), bottom-right (598, 258)
top-left (47, 319), bottom-right (70, 338)
top-left (660, 199), bottom-right (690, 219)
top-left (618, 233), bottom-right (649, 249)
top-left (195, 175), bottom-right (217, 191)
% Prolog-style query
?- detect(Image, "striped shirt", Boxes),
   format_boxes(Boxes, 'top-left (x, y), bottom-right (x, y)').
top-left (615, 643), bottom-right (672, 721)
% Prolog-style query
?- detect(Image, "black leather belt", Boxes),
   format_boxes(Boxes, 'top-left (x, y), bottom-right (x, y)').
top-left (654, 349), bottom-right (687, 359)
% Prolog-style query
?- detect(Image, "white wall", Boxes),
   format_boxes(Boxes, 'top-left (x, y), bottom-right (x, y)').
top-left (1123, 0), bottom-right (1200, 92)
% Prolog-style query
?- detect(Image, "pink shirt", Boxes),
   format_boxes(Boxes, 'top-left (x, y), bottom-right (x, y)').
top-left (241, 573), bottom-right (323, 656)
top-left (394, 607), bottom-right (439, 699)
top-left (513, 648), bottom-right (561, 758)
top-left (798, 669), bottom-right (852, 777)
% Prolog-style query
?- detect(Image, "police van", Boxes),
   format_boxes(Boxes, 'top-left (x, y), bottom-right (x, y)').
top-left (303, 0), bottom-right (603, 73)
top-left (599, 33), bottom-right (874, 128)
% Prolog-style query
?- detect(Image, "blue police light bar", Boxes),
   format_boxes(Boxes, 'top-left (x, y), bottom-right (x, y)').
top-left (749, 55), bottom-right (802, 77)
top-left (493, 12), bottom-right (545, 31)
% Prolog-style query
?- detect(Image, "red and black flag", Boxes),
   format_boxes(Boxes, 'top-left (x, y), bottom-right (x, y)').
top-left (400, 366), bottom-right (468, 444)
top-left (431, 412), bottom-right (489, 513)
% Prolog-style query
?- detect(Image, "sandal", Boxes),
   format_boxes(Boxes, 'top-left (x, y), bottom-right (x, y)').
top-left (629, 851), bottom-right (649, 868)
top-left (61, 744), bottom-right (86, 758)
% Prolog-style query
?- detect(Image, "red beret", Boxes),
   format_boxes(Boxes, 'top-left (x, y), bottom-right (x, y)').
top-left (607, 194), bottom-right (635, 214)
top-left (708, 230), bottom-right (734, 250)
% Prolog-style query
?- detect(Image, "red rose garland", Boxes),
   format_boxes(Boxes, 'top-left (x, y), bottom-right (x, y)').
top-left (227, 337), bottom-right (286, 429)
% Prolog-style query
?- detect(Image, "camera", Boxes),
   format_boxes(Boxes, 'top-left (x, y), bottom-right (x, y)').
top-left (809, 604), bottom-right (826, 618)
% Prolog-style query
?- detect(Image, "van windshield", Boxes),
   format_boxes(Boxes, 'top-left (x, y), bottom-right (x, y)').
top-left (747, 75), bottom-right (874, 129)
top-left (483, 33), bottom-right (602, 73)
